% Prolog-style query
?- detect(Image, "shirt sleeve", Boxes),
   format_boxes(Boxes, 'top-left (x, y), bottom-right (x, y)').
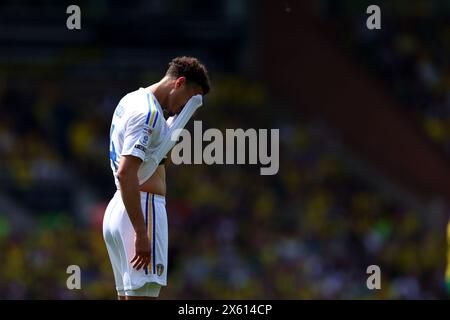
top-left (138, 95), bottom-right (203, 184)
top-left (149, 94), bottom-right (202, 163)
top-left (121, 108), bottom-right (159, 161)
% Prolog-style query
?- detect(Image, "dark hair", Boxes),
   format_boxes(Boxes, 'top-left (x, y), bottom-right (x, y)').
top-left (166, 56), bottom-right (210, 95)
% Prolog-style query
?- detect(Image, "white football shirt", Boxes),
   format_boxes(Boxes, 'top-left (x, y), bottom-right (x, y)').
top-left (109, 87), bottom-right (168, 188)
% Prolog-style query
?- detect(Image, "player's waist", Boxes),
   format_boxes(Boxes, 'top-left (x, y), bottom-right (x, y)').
top-left (140, 191), bottom-right (165, 204)
top-left (114, 189), bottom-right (166, 204)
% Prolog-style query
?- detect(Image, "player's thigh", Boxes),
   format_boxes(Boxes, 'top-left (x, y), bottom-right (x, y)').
top-left (103, 193), bottom-right (127, 292)
top-left (154, 198), bottom-right (168, 280)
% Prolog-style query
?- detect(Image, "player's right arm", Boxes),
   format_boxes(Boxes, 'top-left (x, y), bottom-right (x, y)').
top-left (117, 155), bottom-right (150, 271)
top-left (115, 105), bottom-right (156, 271)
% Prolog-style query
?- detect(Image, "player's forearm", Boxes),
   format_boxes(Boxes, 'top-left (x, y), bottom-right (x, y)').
top-left (118, 173), bottom-right (146, 234)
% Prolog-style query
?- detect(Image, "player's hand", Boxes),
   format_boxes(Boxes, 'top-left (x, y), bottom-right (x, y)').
top-left (130, 232), bottom-right (151, 271)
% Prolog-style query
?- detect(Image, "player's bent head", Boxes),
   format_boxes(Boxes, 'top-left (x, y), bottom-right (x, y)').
top-left (166, 56), bottom-right (210, 95)
top-left (165, 56), bottom-right (210, 114)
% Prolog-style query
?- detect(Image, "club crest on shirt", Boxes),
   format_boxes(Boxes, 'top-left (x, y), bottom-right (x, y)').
top-left (156, 264), bottom-right (164, 276)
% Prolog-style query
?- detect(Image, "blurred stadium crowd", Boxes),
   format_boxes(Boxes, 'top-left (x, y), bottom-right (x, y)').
top-left (0, 1), bottom-right (449, 299)
top-left (322, 0), bottom-right (450, 155)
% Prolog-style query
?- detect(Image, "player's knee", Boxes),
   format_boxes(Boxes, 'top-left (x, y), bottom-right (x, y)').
top-left (124, 282), bottom-right (161, 298)
top-left (125, 296), bottom-right (157, 300)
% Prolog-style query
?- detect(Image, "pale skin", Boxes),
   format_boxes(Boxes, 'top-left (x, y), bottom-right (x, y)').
top-left (116, 75), bottom-right (203, 300)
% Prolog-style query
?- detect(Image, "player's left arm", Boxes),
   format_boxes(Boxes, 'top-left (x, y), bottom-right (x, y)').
top-left (151, 95), bottom-right (203, 162)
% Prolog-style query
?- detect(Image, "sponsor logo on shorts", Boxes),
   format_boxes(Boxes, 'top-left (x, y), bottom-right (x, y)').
top-left (156, 264), bottom-right (164, 276)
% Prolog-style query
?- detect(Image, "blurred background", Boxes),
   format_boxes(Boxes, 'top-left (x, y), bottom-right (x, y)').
top-left (1, 0), bottom-right (450, 299)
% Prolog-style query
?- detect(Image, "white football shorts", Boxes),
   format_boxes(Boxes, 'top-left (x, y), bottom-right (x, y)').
top-left (103, 190), bottom-right (168, 297)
